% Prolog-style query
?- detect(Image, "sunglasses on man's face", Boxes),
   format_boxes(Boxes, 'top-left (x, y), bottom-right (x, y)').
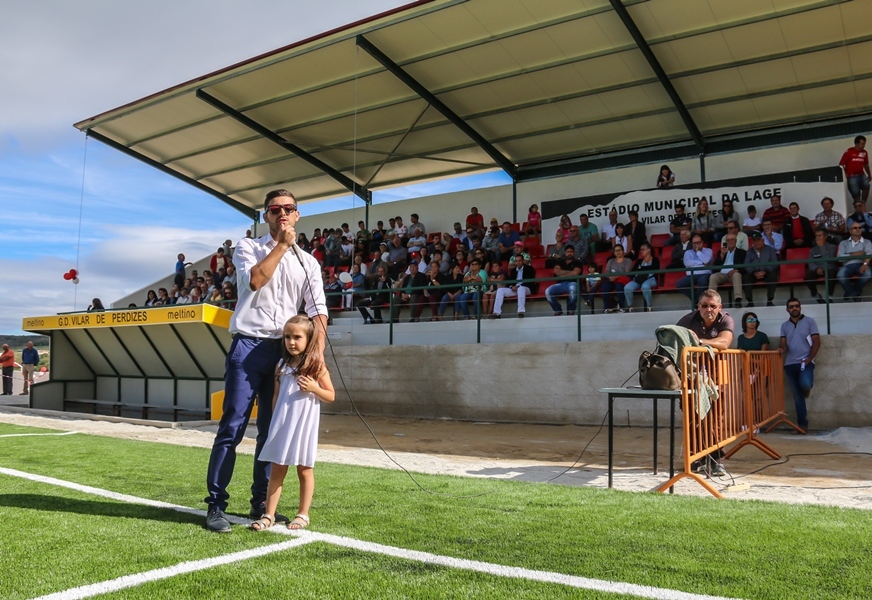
top-left (267, 204), bottom-right (298, 215)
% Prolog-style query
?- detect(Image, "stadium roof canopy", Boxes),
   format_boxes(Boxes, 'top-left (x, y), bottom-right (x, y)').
top-left (75, 0), bottom-right (872, 219)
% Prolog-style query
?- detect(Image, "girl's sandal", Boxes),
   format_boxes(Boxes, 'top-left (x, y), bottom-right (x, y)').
top-left (249, 514), bottom-right (275, 531)
top-left (288, 514), bottom-right (310, 530)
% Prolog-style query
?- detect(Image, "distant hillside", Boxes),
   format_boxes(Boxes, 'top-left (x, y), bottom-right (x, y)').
top-left (0, 335), bottom-right (49, 348)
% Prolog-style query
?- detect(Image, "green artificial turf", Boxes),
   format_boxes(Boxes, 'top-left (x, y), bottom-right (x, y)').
top-left (0, 425), bottom-right (870, 599)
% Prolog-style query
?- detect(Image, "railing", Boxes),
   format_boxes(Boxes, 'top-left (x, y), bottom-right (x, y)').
top-left (655, 347), bottom-right (791, 499)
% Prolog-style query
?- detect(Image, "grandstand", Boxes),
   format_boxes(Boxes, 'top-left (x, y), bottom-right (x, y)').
top-left (20, 0), bottom-right (872, 428)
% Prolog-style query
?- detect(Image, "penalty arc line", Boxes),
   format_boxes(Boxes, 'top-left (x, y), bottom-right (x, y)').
top-left (1, 466), bottom-right (742, 600)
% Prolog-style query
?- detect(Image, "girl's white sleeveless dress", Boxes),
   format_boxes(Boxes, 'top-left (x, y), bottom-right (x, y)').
top-left (258, 364), bottom-right (320, 468)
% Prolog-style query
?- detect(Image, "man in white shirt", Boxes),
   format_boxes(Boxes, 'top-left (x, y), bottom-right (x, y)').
top-left (205, 189), bottom-right (328, 533)
top-left (837, 222), bottom-right (872, 301)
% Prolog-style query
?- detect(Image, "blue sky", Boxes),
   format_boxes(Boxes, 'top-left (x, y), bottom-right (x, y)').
top-left (0, 1), bottom-right (509, 334)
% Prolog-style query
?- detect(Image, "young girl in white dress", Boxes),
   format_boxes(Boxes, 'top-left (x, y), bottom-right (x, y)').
top-left (250, 315), bottom-right (335, 531)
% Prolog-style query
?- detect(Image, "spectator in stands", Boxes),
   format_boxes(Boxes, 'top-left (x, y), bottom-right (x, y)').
top-left (0, 344), bottom-right (14, 395)
top-left (656, 165), bottom-right (675, 188)
top-left (708, 232), bottom-right (746, 309)
top-left (222, 239), bottom-right (233, 259)
top-left (344, 264), bottom-right (366, 311)
top-left (210, 247), bottom-right (230, 275)
top-left (600, 245), bottom-right (632, 313)
top-left (665, 204), bottom-right (692, 246)
top-left (493, 254), bottom-right (537, 319)
top-left (386, 218), bottom-right (397, 237)
top-left (581, 264), bottom-right (602, 310)
top-left (88, 298), bottom-right (105, 311)
top-left (221, 283), bottom-right (237, 310)
top-left (837, 222), bottom-right (872, 301)
top-left (779, 298), bottom-right (820, 433)
top-left (339, 223), bottom-right (354, 243)
top-left (724, 220), bottom-right (748, 250)
top-left (762, 194), bottom-right (791, 232)
top-left (743, 231), bottom-right (779, 307)
top-left (545, 244), bottom-right (584, 316)
top-left (423, 261), bottom-right (448, 321)
top-left (174, 253), bottom-right (188, 288)
top-left (407, 227), bottom-right (427, 254)
top-left (199, 281), bottom-right (210, 301)
top-left (805, 228), bottom-right (838, 304)
top-left (296, 233), bottom-right (311, 253)
top-left (466, 206), bottom-right (485, 237)
top-left (482, 226), bottom-right (500, 261)
top-left (558, 214), bottom-right (572, 243)
top-left (207, 286), bottom-right (224, 306)
top-left (312, 228), bottom-right (324, 247)
top-left (525, 204), bottom-right (542, 238)
top-left (357, 265), bottom-right (393, 324)
top-left (355, 221), bottom-right (371, 246)
top-left (625, 209), bottom-right (647, 254)
top-left (436, 264), bottom-right (465, 320)
top-left (546, 229), bottom-right (566, 268)
top-left (623, 242), bottom-right (659, 312)
top-left (742, 204), bottom-right (762, 233)
top-left (669, 229), bottom-right (692, 269)
top-left (715, 199), bottom-right (738, 241)
top-left (455, 259), bottom-right (488, 319)
top-left (601, 210), bottom-right (620, 249)
top-left (189, 286), bottom-right (202, 304)
top-left (737, 312), bottom-right (769, 351)
top-left (176, 287), bottom-right (192, 305)
top-left (814, 197), bottom-right (846, 240)
top-left (204, 275), bottom-right (217, 298)
top-left (144, 289), bottom-right (158, 307)
top-left (370, 221), bottom-right (386, 250)
top-left (839, 134), bottom-right (871, 203)
top-left (409, 213), bottom-right (425, 236)
top-left (677, 235), bottom-right (713, 306)
top-left (431, 250), bottom-right (450, 275)
top-left (783, 202), bottom-right (814, 248)
top-left (156, 288), bottom-right (171, 306)
top-left (385, 235), bottom-right (408, 278)
top-left (169, 284), bottom-right (181, 304)
top-left (510, 241), bottom-right (531, 265)
top-left (692, 199), bottom-right (717, 245)
top-left (394, 216), bottom-right (408, 241)
top-left (367, 247), bottom-right (385, 285)
top-left (482, 260), bottom-right (507, 317)
top-left (215, 268), bottom-right (228, 286)
top-left (224, 265), bottom-right (237, 289)
top-left (324, 229), bottom-right (340, 267)
top-left (452, 248), bottom-right (468, 272)
top-left (353, 240), bottom-right (368, 262)
top-left (846, 200), bottom-right (872, 241)
top-left (471, 249), bottom-right (491, 274)
top-left (577, 214), bottom-right (599, 259)
top-left (566, 226), bottom-right (590, 265)
top-left (612, 222), bottom-right (630, 255)
top-left (497, 222), bottom-right (521, 262)
top-left (451, 222), bottom-right (466, 242)
top-left (323, 270), bottom-right (342, 310)
top-left (760, 218), bottom-right (784, 254)
top-left (339, 234), bottom-right (354, 266)
top-left (352, 254), bottom-right (368, 277)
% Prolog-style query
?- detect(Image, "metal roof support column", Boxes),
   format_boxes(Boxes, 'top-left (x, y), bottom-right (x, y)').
top-left (356, 34), bottom-right (517, 181)
top-left (700, 153), bottom-right (706, 183)
top-left (608, 0), bottom-right (705, 152)
top-left (196, 89), bottom-right (372, 205)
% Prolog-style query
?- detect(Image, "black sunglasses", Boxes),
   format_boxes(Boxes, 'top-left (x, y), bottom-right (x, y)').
top-left (267, 204), bottom-right (298, 215)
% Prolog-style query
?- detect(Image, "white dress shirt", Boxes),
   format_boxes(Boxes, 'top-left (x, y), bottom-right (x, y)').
top-left (230, 234), bottom-right (328, 338)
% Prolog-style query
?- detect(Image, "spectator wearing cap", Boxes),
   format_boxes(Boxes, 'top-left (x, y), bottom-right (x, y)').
top-left (743, 230), bottom-right (780, 307)
top-left (391, 260), bottom-right (429, 322)
top-left (846, 200), bottom-right (872, 242)
top-left (497, 222), bottom-right (521, 262)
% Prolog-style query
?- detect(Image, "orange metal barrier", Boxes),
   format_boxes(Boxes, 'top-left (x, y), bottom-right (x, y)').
top-left (656, 347), bottom-right (787, 498)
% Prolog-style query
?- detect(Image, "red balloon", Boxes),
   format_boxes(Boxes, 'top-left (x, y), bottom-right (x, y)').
top-left (70, 269), bottom-right (78, 277)
top-left (63, 273), bottom-right (72, 280)
top-left (40, 367), bottom-right (47, 372)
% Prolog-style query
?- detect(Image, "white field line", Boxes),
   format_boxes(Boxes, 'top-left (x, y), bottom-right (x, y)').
top-left (0, 431), bottom-right (78, 439)
top-left (32, 538), bottom-right (313, 600)
top-left (1, 467), bottom-right (743, 600)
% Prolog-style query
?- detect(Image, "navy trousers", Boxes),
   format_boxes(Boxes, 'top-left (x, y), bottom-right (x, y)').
top-left (205, 335), bottom-right (282, 512)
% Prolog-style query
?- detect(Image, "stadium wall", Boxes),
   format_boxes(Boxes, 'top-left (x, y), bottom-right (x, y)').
top-left (325, 334), bottom-right (868, 430)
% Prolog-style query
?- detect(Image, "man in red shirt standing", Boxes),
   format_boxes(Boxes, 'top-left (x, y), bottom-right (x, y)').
top-left (761, 194), bottom-right (791, 232)
top-left (839, 135), bottom-right (871, 203)
top-left (466, 207), bottom-right (485, 238)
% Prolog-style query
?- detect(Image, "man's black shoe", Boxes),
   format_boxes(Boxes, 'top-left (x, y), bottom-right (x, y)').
top-left (206, 507), bottom-right (231, 533)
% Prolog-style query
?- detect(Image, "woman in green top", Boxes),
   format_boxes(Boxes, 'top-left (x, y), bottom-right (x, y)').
top-left (455, 259), bottom-right (488, 319)
top-left (736, 312), bottom-right (770, 351)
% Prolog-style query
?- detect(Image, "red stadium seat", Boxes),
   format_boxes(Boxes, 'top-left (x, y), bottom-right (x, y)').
top-left (530, 257), bottom-right (547, 270)
top-left (650, 233), bottom-right (669, 248)
top-left (662, 270), bottom-right (684, 291)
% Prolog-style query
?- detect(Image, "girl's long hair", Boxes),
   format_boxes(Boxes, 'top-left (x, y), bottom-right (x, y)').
top-left (280, 315), bottom-right (320, 378)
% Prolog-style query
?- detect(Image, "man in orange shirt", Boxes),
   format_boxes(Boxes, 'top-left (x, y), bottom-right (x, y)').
top-left (0, 344), bottom-right (15, 396)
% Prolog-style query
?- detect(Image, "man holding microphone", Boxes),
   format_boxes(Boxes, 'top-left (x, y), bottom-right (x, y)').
top-left (204, 189), bottom-right (328, 533)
